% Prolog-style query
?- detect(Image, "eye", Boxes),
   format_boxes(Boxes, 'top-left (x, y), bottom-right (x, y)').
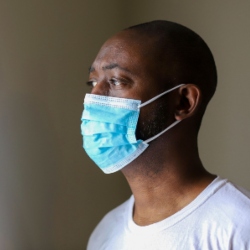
top-left (108, 78), bottom-right (122, 86)
top-left (86, 80), bottom-right (98, 87)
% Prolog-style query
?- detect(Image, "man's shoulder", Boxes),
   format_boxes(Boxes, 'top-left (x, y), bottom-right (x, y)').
top-left (205, 177), bottom-right (249, 208)
top-left (87, 196), bottom-right (133, 250)
top-left (200, 179), bottom-right (250, 248)
top-left (214, 179), bottom-right (250, 208)
top-left (202, 178), bottom-right (250, 229)
top-left (101, 195), bottom-right (132, 224)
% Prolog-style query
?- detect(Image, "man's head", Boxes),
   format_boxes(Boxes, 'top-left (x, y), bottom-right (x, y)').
top-left (126, 21), bottom-right (217, 103)
top-left (88, 20), bottom-right (217, 142)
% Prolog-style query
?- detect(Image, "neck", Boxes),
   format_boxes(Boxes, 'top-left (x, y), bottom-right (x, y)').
top-left (121, 135), bottom-right (216, 226)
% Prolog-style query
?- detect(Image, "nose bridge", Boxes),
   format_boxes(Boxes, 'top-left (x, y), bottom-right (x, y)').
top-left (90, 56), bottom-right (110, 96)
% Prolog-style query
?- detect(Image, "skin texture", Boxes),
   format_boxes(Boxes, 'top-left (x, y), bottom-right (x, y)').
top-left (88, 29), bottom-right (216, 226)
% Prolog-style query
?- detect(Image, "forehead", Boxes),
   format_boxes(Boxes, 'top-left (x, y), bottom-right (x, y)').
top-left (92, 31), bottom-right (157, 71)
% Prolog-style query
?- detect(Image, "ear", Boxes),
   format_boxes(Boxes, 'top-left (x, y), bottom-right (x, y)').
top-left (175, 84), bottom-right (201, 121)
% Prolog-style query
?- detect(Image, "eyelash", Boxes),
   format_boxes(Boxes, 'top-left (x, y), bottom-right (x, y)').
top-left (86, 78), bottom-right (124, 87)
top-left (86, 80), bottom-right (97, 87)
top-left (108, 78), bottom-right (121, 86)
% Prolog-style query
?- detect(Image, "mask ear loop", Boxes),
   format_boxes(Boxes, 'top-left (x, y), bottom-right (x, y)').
top-left (138, 84), bottom-right (185, 144)
top-left (144, 120), bottom-right (180, 143)
top-left (138, 84), bottom-right (185, 108)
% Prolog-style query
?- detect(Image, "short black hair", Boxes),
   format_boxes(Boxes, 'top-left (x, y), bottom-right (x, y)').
top-left (126, 20), bottom-right (217, 108)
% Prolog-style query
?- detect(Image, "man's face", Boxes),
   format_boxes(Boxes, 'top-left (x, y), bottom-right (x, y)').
top-left (87, 30), bottom-right (175, 140)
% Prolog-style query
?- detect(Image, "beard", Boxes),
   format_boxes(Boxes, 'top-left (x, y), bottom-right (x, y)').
top-left (135, 98), bottom-right (173, 141)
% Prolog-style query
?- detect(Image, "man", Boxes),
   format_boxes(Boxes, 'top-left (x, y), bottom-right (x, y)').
top-left (81, 20), bottom-right (250, 249)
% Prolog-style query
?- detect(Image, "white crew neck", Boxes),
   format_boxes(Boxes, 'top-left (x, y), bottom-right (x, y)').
top-left (126, 176), bottom-right (227, 234)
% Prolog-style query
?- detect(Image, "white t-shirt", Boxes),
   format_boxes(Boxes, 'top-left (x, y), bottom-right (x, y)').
top-left (87, 177), bottom-right (250, 250)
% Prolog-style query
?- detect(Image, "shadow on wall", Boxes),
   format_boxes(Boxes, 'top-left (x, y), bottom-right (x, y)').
top-left (0, 89), bottom-right (59, 250)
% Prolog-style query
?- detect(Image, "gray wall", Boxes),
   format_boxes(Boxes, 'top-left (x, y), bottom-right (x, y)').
top-left (0, 0), bottom-right (249, 249)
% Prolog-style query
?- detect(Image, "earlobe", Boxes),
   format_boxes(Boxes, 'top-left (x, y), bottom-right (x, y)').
top-left (175, 84), bottom-right (201, 121)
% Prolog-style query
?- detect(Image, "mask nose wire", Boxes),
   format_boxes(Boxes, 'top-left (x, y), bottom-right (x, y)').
top-left (138, 84), bottom-right (185, 108)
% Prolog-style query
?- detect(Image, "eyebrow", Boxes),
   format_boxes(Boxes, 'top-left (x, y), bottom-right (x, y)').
top-left (88, 63), bottom-right (131, 74)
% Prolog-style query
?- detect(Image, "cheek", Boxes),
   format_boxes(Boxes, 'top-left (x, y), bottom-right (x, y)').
top-left (135, 105), bottom-right (163, 140)
top-left (135, 99), bottom-right (175, 140)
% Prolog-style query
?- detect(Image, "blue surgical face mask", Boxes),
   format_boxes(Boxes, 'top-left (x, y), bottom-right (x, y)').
top-left (81, 84), bottom-right (184, 174)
